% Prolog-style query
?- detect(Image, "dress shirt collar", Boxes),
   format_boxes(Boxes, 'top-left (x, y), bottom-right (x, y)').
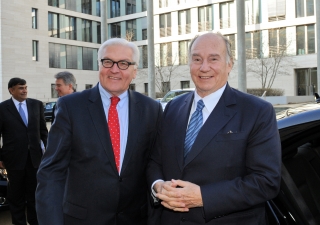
top-left (98, 83), bottom-right (128, 108)
top-left (193, 83), bottom-right (226, 113)
top-left (11, 97), bottom-right (27, 106)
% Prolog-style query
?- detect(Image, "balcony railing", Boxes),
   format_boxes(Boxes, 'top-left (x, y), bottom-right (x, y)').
top-left (178, 23), bottom-right (191, 35)
top-left (160, 27), bottom-right (171, 37)
top-left (198, 21), bottom-right (212, 32)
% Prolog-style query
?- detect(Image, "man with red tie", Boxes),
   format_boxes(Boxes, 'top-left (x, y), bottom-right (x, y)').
top-left (36, 38), bottom-right (162, 225)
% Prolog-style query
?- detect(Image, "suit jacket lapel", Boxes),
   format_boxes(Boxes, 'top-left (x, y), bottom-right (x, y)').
top-left (7, 98), bottom-right (26, 127)
top-left (175, 93), bottom-right (193, 171)
top-left (26, 99), bottom-right (35, 127)
top-left (121, 90), bottom-right (141, 174)
top-left (184, 84), bottom-right (237, 167)
top-left (87, 85), bottom-right (118, 174)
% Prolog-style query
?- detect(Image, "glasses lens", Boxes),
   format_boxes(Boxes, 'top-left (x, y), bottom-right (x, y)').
top-left (102, 59), bottom-right (113, 68)
top-left (118, 61), bottom-right (129, 70)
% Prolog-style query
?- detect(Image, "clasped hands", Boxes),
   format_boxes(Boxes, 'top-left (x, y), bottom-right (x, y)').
top-left (154, 179), bottom-right (203, 212)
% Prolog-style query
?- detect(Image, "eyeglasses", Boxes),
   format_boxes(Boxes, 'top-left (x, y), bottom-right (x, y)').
top-left (100, 59), bottom-right (136, 70)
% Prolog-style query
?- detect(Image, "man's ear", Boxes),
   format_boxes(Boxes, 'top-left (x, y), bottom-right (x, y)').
top-left (8, 87), bottom-right (13, 95)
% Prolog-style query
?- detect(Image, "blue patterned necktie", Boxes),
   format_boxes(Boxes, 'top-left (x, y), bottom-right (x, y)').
top-left (19, 102), bottom-right (28, 126)
top-left (184, 100), bottom-right (205, 158)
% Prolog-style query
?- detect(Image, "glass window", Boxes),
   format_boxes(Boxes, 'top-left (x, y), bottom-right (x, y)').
top-left (32, 8), bottom-right (38, 29)
top-left (297, 24), bottom-right (315, 55)
top-left (82, 0), bottom-right (92, 14)
top-left (142, 29), bottom-right (147, 40)
top-left (268, 0), bottom-right (286, 21)
top-left (269, 28), bottom-right (286, 57)
top-left (48, 0), bottom-right (59, 7)
top-left (159, 13), bottom-right (171, 37)
top-left (65, 16), bottom-right (77, 40)
top-left (48, 12), bottom-right (59, 37)
top-left (179, 40), bottom-right (190, 65)
top-left (307, 24), bottom-right (315, 54)
top-left (296, 25), bottom-right (305, 55)
top-left (111, 22), bottom-right (121, 38)
top-left (65, 0), bottom-right (77, 12)
top-left (126, 20), bottom-right (136, 41)
top-left (32, 40), bottom-right (38, 61)
top-left (49, 43), bottom-right (61, 68)
top-left (160, 42), bottom-right (172, 66)
top-left (245, 31), bottom-right (261, 59)
top-left (245, 0), bottom-right (260, 25)
top-left (219, 2), bottom-right (235, 29)
top-left (306, 0), bottom-right (314, 16)
top-left (129, 84), bottom-right (136, 91)
top-left (85, 84), bottom-right (93, 89)
top-left (83, 47), bottom-right (93, 70)
top-left (142, 45), bottom-right (148, 68)
top-left (178, 9), bottom-right (191, 35)
top-left (142, 0), bottom-right (147, 11)
top-left (126, 0), bottom-right (136, 15)
top-left (51, 84), bottom-right (58, 98)
top-left (144, 83), bottom-right (148, 94)
top-left (226, 34), bottom-right (236, 59)
top-left (82, 19), bottom-right (92, 42)
top-left (97, 22), bottom-right (101, 44)
top-left (199, 5), bottom-right (213, 31)
top-left (159, 0), bottom-right (168, 8)
top-left (96, 0), bottom-right (101, 16)
top-left (181, 81), bottom-right (190, 89)
top-left (111, 0), bottom-right (120, 18)
top-left (66, 45), bottom-right (78, 69)
top-left (296, 0), bottom-right (314, 17)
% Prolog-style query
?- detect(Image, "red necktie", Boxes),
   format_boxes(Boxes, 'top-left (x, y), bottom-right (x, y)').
top-left (108, 97), bottom-right (121, 172)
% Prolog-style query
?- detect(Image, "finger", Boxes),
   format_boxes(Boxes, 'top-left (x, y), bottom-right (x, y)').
top-left (161, 200), bottom-right (186, 209)
top-left (171, 179), bottom-right (188, 188)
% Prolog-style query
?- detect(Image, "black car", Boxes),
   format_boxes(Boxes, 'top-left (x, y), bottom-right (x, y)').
top-left (44, 102), bottom-right (56, 121)
top-left (266, 98), bottom-right (320, 224)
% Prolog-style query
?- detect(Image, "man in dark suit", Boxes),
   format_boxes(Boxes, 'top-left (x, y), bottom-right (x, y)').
top-left (0, 78), bottom-right (48, 225)
top-left (36, 38), bottom-right (162, 225)
top-left (51, 71), bottom-right (76, 124)
top-left (147, 33), bottom-right (281, 225)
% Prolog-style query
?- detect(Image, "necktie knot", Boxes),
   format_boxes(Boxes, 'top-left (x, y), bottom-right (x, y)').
top-left (110, 97), bottom-right (120, 106)
top-left (196, 100), bottom-right (205, 112)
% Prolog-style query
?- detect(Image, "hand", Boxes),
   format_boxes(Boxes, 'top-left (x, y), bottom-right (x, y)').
top-left (156, 179), bottom-right (203, 212)
top-left (0, 161), bottom-right (5, 169)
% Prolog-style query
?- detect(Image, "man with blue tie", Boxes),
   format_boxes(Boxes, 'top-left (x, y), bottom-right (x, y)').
top-left (147, 32), bottom-right (281, 225)
top-left (0, 77), bottom-right (48, 225)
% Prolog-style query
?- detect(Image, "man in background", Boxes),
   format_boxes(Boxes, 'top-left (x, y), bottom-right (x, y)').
top-left (0, 78), bottom-right (48, 225)
top-left (51, 71), bottom-right (76, 123)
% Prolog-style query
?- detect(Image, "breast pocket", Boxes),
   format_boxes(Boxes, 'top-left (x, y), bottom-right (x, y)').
top-left (215, 132), bottom-right (247, 142)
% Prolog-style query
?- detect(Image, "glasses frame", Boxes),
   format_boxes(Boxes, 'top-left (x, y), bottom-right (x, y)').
top-left (100, 59), bottom-right (136, 70)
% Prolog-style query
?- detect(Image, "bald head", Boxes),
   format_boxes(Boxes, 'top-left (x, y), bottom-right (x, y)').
top-left (188, 33), bottom-right (233, 66)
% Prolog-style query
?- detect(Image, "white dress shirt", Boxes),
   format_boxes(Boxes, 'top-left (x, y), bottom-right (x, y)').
top-left (99, 83), bottom-right (129, 174)
top-left (12, 97), bottom-right (28, 124)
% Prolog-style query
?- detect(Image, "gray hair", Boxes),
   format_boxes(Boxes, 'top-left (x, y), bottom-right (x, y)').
top-left (97, 38), bottom-right (140, 69)
top-left (188, 32), bottom-right (233, 66)
top-left (54, 71), bottom-right (76, 91)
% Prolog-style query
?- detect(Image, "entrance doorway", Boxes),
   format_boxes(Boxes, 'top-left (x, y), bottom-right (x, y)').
top-left (296, 68), bottom-right (317, 96)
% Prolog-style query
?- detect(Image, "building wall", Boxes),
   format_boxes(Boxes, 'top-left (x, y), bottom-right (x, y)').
top-left (0, 0), bottom-right (101, 102)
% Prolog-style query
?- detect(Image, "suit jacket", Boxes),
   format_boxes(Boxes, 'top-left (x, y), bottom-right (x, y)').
top-left (0, 98), bottom-right (48, 170)
top-left (147, 84), bottom-right (281, 225)
top-left (36, 85), bottom-right (162, 225)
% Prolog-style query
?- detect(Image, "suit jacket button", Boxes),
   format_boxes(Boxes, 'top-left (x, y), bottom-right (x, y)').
top-left (181, 217), bottom-right (186, 222)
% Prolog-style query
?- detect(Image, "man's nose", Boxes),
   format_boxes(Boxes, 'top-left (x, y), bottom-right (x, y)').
top-left (110, 62), bottom-right (120, 72)
top-left (200, 61), bottom-right (210, 72)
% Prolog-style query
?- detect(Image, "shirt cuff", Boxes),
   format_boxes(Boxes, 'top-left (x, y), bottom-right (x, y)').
top-left (151, 179), bottom-right (164, 203)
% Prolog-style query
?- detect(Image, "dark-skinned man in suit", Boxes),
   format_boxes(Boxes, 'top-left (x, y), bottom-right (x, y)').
top-left (36, 38), bottom-right (162, 225)
top-left (0, 77), bottom-right (48, 225)
top-left (147, 32), bottom-right (281, 225)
